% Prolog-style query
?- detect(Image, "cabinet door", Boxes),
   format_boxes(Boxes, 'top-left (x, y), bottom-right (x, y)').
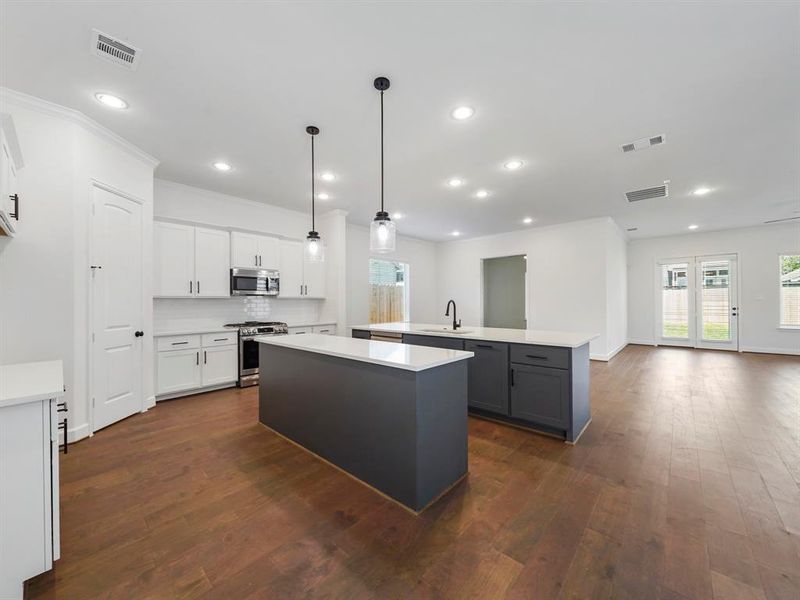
top-left (195, 227), bottom-right (230, 297)
top-left (157, 349), bottom-right (201, 394)
top-left (402, 334), bottom-right (465, 350)
top-left (278, 240), bottom-right (304, 298)
top-left (510, 364), bottom-right (569, 429)
top-left (257, 235), bottom-right (280, 270)
top-left (465, 341), bottom-right (509, 415)
top-left (303, 259), bottom-right (326, 298)
top-left (201, 345), bottom-right (238, 386)
top-left (230, 232), bottom-right (259, 268)
top-left (1, 129), bottom-right (19, 232)
top-left (154, 222), bottom-right (195, 297)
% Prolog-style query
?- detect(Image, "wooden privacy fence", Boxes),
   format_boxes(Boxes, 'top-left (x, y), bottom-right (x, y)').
top-left (369, 284), bottom-right (405, 323)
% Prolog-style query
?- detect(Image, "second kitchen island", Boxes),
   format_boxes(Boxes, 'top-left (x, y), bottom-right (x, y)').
top-left (256, 333), bottom-right (473, 513)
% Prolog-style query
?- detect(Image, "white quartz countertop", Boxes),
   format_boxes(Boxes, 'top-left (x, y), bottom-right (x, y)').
top-left (0, 360), bottom-right (65, 409)
top-left (255, 333), bottom-right (473, 372)
top-left (154, 322), bottom-right (337, 337)
top-left (353, 323), bottom-right (599, 348)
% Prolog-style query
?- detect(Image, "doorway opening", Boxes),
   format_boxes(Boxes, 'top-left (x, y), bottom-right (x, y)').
top-left (482, 255), bottom-right (527, 329)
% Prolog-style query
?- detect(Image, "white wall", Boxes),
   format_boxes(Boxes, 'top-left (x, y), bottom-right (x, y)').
top-left (153, 179), bottom-right (345, 331)
top-left (0, 90), bottom-right (156, 441)
top-left (346, 224), bottom-right (439, 330)
top-left (628, 222), bottom-right (800, 355)
top-left (606, 222), bottom-right (628, 358)
top-left (435, 218), bottom-right (626, 360)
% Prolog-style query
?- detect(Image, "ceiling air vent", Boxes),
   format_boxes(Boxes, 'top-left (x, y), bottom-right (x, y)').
top-left (620, 133), bottom-right (666, 153)
top-left (626, 181), bottom-right (669, 203)
top-left (91, 29), bottom-right (140, 70)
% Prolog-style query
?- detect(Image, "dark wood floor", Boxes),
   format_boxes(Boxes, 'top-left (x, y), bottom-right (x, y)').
top-left (26, 345), bottom-right (800, 599)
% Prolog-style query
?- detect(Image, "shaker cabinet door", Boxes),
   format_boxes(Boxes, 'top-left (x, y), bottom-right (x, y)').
top-left (194, 227), bottom-right (230, 297)
top-left (156, 349), bottom-right (202, 394)
top-left (510, 364), bottom-right (569, 429)
top-left (154, 222), bottom-right (195, 297)
top-left (465, 341), bottom-right (509, 415)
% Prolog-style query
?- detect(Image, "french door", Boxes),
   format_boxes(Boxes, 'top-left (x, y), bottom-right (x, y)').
top-left (656, 254), bottom-right (738, 351)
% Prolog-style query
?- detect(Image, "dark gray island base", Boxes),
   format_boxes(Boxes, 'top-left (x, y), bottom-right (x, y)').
top-left (353, 328), bottom-right (592, 443)
top-left (258, 342), bottom-right (470, 513)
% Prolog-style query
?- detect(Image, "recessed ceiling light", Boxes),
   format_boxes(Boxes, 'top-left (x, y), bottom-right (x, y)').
top-left (523, 217), bottom-right (533, 224)
top-left (451, 106), bottom-right (475, 120)
top-left (213, 162), bottom-right (232, 172)
top-left (94, 92), bottom-right (128, 109)
top-left (451, 230), bottom-right (461, 236)
top-left (392, 212), bottom-right (403, 219)
top-left (693, 187), bottom-right (712, 196)
top-left (317, 193), bottom-right (329, 200)
top-left (503, 159), bottom-right (524, 171)
top-left (688, 224), bottom-right (699, 230)
top-left (320, 172), bottom-right (336, 182)
top-left (475, 189), bottom-right (489, 199)
top-left (448, 178), bottom-right (464, 187)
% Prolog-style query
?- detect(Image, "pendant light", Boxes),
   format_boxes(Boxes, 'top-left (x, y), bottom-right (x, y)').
top-left (370, 76), bottom-right (396, 253)
top-left (304, 125), bottom-right (324, 263)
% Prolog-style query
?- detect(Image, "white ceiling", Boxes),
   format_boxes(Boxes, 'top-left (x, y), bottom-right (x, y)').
top-left (2, 2), bottom-right (798, 241)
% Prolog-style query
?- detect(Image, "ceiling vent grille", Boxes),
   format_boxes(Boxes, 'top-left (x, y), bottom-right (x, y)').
top-left (626, 181), bottom-right (669, 203)
top-left (91, 29), bottom-right (140, 70)
top-left (621, 133), bottom-right (666, 153)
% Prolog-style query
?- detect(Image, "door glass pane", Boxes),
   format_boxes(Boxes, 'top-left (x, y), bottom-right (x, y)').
top-left (661, 263), bottom-right (689, 338)
top-left (700, 260), bottom-right (730, 341)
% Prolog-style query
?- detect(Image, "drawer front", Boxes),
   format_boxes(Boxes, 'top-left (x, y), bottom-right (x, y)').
top-left (288, 326), bottom-right (313, 335)
top-left (201, 332), bottom-right (238, 347)
top-left (352, 329), bottom-right (371, 339)
top-left (402, 334), bottom-right (465, 350)
top-left (157, 334), bottom-right (201, 351)
top-left (510, 364), bottom-right (570, 429)
top-left (312, 325), bottom-right (336, 335)
top-left (465, 340), bottom-right (509, 415)
top-left (510, 343), bottom-right (570, 370)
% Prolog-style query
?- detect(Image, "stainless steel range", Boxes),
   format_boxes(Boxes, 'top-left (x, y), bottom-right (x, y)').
top-left (224, 321), bottom-right (289, 387)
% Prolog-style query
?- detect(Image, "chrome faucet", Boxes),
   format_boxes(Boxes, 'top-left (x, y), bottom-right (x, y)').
top-left (445, 299), bottom-right (461, 330)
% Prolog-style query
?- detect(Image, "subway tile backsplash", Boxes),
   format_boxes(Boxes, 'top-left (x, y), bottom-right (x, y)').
top-left (154, 297), bottom-right (322, 332)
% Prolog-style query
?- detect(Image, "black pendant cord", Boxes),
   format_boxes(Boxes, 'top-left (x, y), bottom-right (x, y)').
top-left (311, 133), bottom-right (316, 232)
top-left (380, 89), bottom-right (384, 214)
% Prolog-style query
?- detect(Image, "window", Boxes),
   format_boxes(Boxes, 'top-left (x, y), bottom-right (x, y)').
top-left (780, 254), bottom-right (800, 328)
top-left (369, 259), bottom-right (409, 323)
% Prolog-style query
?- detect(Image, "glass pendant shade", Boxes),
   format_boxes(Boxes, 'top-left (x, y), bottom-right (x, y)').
top-left (305, 231), bottom-right (325, 262)
top-left (370, 212), bottom-right (396, 253)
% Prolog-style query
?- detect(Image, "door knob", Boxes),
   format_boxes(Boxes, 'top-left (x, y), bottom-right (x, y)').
top-left (134, 330), bottom-right (144, 337)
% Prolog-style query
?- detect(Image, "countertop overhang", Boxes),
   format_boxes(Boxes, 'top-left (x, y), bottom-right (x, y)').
top-left (353, 323), bottom-right (599, 348)
top-left (0, 360), bottom-right (65, 408)
top-left (255, 333), bottom-right (473, 372)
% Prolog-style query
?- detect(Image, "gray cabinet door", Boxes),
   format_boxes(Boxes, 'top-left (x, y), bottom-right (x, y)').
top-left (402, 334), bottom-right (465, 350)
top-left (510, 364), bottom-right (569, 429)
top-left (352, 329), bottom-right (371, 339)
top-left (465, 341), bottom-right (509, 415)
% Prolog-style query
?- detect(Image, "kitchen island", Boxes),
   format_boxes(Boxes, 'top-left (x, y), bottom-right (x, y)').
top-left (255, 333), bottom-right (474, 513)
top-left (352, 323), bottom-right (598, 443)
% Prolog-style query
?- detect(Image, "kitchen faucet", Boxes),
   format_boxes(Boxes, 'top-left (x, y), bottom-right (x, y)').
top-left (445, 300), bottom-right (461, 330)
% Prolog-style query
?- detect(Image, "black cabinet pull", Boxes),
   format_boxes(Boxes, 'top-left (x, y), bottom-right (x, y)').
top-left (190, 280), bottom-right (193, 294)
top-left (197, 280), bottom-right (200, 294)
top-left (172, 341), bottom-right (188, 345)
top-left (134, 330), bottom-right (144, 337)
top-left (476, 344), bottom-right (493, 349)
top-left (526, 354), bottom-right (548, 361)
top-left (9, 194), bottom-right (19, 220)
top-left (204, 351), bottom-right (207, 364)
top-left (196, 352), bottom-right (199, 365)
top-left (510, 368), bottom-right (515, 386)
top-left (213, 338), bottom-right (227, 342)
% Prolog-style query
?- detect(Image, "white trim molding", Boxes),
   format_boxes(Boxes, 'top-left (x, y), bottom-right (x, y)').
top-left (0, 87), bottom-right (160, 168)
top-left (740, 346), bottom-right (800, 356)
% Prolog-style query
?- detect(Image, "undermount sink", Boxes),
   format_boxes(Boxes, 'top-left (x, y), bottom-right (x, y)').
top-left (419, 328), bottom-right (474, 335)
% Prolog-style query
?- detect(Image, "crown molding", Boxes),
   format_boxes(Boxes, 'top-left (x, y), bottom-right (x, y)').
top-left (0, 87), bottom-right (160, 168)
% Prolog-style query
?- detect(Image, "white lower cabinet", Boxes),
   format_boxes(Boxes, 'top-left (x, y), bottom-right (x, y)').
top-left (201, 345), bottom-right (238, 386)
top-left (156, 334), bottom-right (238, 398)
top-left (288, 326), bottom-right (313, 335)
top-left (312, 325), bottom-right (336, 335)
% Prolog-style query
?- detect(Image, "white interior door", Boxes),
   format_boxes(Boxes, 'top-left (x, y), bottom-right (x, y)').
top-left (656, 254), bottom-right (739, 351)
top-left (92, 186), bottom-right (144, 431)
top-left (195, 227), bottom-right (230, 297)
top-left (695, 254), bottom-right (739, 351)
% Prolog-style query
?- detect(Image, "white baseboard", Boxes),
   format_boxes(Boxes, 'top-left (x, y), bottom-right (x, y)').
top-left (740, 346), bottom-right (800, 356)
top-left (627, 338), bottom-right (656, 346)
top-left (590, 342), bottom-right (629, 362)
top-left (145, 395), bottom-right (156, 410)
top-left (59, 422), bottom-right (90, 445)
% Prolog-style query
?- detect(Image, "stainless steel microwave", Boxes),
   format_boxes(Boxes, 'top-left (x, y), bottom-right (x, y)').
top-left (230, 268), bottom-right (280, 296)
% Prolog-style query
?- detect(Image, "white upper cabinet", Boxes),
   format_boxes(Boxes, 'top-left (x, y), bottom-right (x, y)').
top-left (194, 227), bottom-right (230, 297)
top-left (154, 221), bottom-right (230, 298)
top-left (0, 114), bottom-right (23, 237)
top-left (279, 240), bottom-right (305, 298)
top-left (278, 239), bottom-right (326, 299)
top-left (231, 232), bottom-right (279, 270)
top-left (154, 222), bottom-right (195, 297)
